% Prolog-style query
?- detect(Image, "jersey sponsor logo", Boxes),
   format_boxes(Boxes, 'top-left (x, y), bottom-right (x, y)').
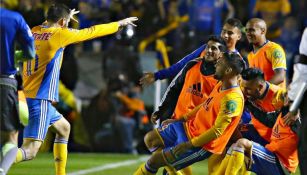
top-left (186, 82), bottom-right (203, 98)
top-left (33, 32), bottom-right (52, 40)
top-left (273, 49), bottom-right (283, 59)
top-left (224, 100), bottom-right (237, 114)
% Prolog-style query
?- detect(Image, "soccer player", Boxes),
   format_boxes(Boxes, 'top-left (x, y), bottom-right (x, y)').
top-left (151, 35), bottom-right (226, 124)
top-left (239, 68), bottom-right (287, 145)
top-left (246, 18), bottom-right (287, 89)
top-left (221, 114), bottom-right (299, 175)
top-left (215, 68), bottom-right (299, 175)
top-left (14, 4), bottom-right (138, 175)
top-left (133, 52), bottom-right (245, 175)
top-left (0, 1), bottom-right (35, 174)
top-left (140, 18), bottom-right (245, 86)
top-left (151, 35), bottom-right (227, 175)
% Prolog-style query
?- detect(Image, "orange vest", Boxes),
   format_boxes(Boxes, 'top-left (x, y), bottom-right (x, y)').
top-left (251, 83), bottom-right (284, 142)
top-left (186, 83), bottom-right (244, 154)
top-left (248, 41), bottom-right (286, 89)
top-left (173, 59), bottom-right (218, 119)
top-left (265, 116), bottom-right (299, 173)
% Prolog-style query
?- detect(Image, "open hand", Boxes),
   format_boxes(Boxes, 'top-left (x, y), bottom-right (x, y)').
top-left (118, 17), bottom-right (138, 27)
top-left (69, 9), bottom-right (80, 23)
top-left (283, 111), bottom-right (300, 126)
top-left (139, 72), bottom-right (155, 86)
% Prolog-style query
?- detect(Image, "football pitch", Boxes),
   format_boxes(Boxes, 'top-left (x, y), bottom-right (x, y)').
top-left (9, 153), bottom-right (300, 175)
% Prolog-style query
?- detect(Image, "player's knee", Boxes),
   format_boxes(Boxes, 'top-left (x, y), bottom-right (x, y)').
top-left (144, 131), bottom-right (159, 149)
top-left (62, 121), bottom-right (71, 136)
top-left (236, 138), bottom-right (251, 149)
top-left (56, 119), bottom-right (71, 138)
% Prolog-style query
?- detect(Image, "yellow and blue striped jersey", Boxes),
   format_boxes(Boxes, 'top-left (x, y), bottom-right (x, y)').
top-left (23, 22), bottom-right (119, 101)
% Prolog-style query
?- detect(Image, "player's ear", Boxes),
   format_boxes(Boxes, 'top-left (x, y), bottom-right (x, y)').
top-left (258, 82), bottom-right (264, 91)
top-left (225, 67), bottom-right (232, 75)
top-left (58, 18), bottom-right (65, 27)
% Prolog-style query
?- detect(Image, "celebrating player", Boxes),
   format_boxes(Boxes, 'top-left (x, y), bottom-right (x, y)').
top-left (133, 52), bottom-right (245, 175)
top-left (14, 4), bottom-right (137, 175)
top-left (246, 18), bottom-right (287, 89)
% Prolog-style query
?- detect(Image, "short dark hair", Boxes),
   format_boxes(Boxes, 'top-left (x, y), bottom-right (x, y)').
top-left (225, 18), bottom-right (244, 34)
top-left (224, 52), bottom-right (245, 74)
top-left (47, 4), bottom-right (70, 22)
top-left (207, 35), bottom-right (227, 52)
top-left (241, 68), bottom-right (265, 81)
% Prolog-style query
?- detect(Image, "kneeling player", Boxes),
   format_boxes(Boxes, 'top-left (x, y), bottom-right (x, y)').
top-left (133, 53), bottom-right (245, 175)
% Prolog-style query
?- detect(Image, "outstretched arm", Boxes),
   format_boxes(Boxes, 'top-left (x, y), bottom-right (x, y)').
top-left (60, 17), bottom-right (138, 47)
top-left (139, 45), bottom-right (206, 86)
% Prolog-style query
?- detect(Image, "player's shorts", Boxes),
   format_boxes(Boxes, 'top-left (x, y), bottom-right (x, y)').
top-left (156, 121), bottom-right (212, 170)
top-left (0, 77), bottom-right (22, 131)
top-left (239, 124), bottom-right (268, 146)
top-left (250, 142), bottom-right (285, 175)
top-left (23, 98), bottom-right (62, 141)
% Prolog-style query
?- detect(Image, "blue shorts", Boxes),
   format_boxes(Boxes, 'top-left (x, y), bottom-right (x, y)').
top-left (157, 121), bottom-right (212, 170)
top-left (250, 142), bottom-right (284, 175)
top-left (239, 124), bottom-right (268, 146)
top-left (23, 98), bottom-right (62, 141)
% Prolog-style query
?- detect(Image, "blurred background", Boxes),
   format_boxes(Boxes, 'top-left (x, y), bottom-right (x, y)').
top-left (5, 0), bottom-right (307, 155)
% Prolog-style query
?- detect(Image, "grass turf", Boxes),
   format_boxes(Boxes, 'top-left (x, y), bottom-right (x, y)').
top-left (9, 153), bottom-right (300, 175)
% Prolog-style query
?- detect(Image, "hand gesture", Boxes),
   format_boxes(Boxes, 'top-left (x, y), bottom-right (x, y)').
top-left (161, 119), bottom-right (177, 127)
top-left (139, 72), bottom-right (155, 86)
top-left (151, 113), bottom-right (160, 125)
top-left (118, 17), bottom-right (138, 27)
top-left (283, 111), bottom-right (300, 126)
top-left (69, 9), bottom-right (80, 23)
top-left (172, 142), bottom-right (193, 158)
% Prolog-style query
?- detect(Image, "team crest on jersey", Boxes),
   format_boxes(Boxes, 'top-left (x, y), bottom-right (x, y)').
top-left (273, 49), bottom-right (283, 59)
top-left (186, 82), bottom-right (203, 98)
top-left (225, 100), bottom-right (237, 114)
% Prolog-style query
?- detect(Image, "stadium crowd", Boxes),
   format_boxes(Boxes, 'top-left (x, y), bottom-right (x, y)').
top-left (1, 0), bottom-right (307, 175)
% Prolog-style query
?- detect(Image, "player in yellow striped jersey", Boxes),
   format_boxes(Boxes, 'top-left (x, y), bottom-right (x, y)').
top-left (15, 4), bottom-right (138, 175)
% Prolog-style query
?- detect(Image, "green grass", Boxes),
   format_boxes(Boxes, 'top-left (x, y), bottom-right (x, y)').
top-left (9, 153), bottom-right (300, 175)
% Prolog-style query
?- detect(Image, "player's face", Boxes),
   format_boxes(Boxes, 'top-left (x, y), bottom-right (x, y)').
top-left (241, 79), bottom-right (262, 100)
top-left (221, 23), bottom-right (241, 49)
top-left (204, 41), bottom-right (223, 62)
top-left (246, 22), bottom-right (262, 44)
top-left (214, 56), bottom-right (227, 80)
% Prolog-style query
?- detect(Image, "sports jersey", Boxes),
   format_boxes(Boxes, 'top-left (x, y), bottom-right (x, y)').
top-left (250, 83), bottom-right (286, 142)
top-left (265, 115), bottom-right (299, 173)
top-left (248, 41), bottom-right (287, 88)
top-left (186, 82), bottom-right (244, 154)
top-left (174, 58), bottom-right (217, 119)
top-left (153, 56), bottom-right (217, 121)
top-left (0, 8), bottom-right (34, 75)
top-left (23, 22), bottom-right (119, 101)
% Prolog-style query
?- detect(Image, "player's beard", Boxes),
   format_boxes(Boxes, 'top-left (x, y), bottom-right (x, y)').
top-left (214, 72), bottom-right (223, 80)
